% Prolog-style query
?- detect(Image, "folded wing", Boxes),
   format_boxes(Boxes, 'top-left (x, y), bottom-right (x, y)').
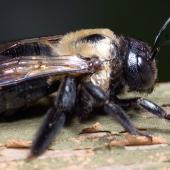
top-left (0, 55), bottom-right (92, 86)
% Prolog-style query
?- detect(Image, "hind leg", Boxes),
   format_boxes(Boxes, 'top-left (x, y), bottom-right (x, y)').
top-left (30, 77), bottom-right (76, 157)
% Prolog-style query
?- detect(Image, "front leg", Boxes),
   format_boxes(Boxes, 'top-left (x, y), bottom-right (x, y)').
top-left (116, 98), bottom-right (170, 120)
top-left (84, 82), bottom-right (148, 136)
top-left (30, 77), bottom-right (76, 157)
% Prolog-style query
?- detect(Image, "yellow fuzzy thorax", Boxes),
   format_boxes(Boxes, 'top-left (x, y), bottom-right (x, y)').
top-left (55, 28), bottom-right (118, 58)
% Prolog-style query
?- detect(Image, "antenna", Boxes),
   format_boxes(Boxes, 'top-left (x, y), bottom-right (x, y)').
top-left (151, 17), bottom-right (170, 59)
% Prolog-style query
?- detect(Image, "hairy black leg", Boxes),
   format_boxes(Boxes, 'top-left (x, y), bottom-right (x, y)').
top-left (84, 82), bottom-right (108, 103)
top-left (104, 102), bottom-right (145, 135)
top-left (84, 83), bottom-right (148, 136)
top-left (76, 86), bottom-right (95, 121)
top-left (30, 109), bottom-right (65, 158)
top-left (30, 77), bottom-right (76, 157)
top-left (116, 98), bottom-right (170, 120)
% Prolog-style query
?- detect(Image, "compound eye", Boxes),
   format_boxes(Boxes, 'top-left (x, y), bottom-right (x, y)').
top-left (125, 51), bottom-right (154, 91)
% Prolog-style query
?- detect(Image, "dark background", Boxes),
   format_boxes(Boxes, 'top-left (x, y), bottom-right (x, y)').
top-left (0, 0), bottom-right (169, 81)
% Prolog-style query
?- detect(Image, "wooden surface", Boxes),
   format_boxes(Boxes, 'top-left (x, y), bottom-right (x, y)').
top-left (1, 83), bottom-right (170, 170)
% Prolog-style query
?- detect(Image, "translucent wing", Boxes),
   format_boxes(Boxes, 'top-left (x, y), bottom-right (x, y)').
top-left (0, 35), bottom-right (101, 87)
top-left (0, 35), bottom-right (91, 86)
top-left (0, 54), bottom-right (92, 86)
top-left (0, 35), bottom-right (62, 57)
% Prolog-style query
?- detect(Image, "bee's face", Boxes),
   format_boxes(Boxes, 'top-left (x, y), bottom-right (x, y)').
top-left (124, 38), bottom-right (157, 93)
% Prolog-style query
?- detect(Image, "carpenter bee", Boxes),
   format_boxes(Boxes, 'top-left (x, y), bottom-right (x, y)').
top-left (0, 17), bottom-right (170, 158)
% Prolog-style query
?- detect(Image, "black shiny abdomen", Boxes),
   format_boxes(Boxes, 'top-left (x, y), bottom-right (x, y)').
top-left (0, 78), bottom-right (60, 115)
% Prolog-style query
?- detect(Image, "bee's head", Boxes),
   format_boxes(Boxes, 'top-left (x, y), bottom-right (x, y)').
top-left (123, 38), bottom-right (157, 92)
top-left (123, 17), bottom-right (170, 93)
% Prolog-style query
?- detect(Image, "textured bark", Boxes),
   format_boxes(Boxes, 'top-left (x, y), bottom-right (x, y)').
top-left (0, 83), bottom-right (170, 170)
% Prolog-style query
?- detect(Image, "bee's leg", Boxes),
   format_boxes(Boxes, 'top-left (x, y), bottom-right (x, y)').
top-left (103, 102), bottom-right (148, 135)
top-left (30, 77), bottom-right (76, 157)
top-left (30, 109), bottom-right (65, 158)
top-left (84, 83), bottom-right (148, 136)
top-left (75, 86), bottom-right (95, 121)
top-left (116, 98), bottom-right (170, 120)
